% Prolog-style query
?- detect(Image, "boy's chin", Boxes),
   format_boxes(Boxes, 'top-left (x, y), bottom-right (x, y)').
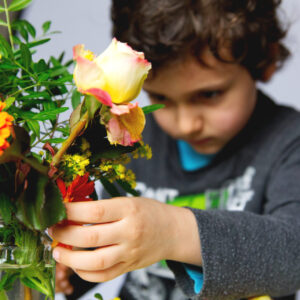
top-left (188, 142), bottom-right (222, 155)
top-left (186, 139), bottom-right (221, 155)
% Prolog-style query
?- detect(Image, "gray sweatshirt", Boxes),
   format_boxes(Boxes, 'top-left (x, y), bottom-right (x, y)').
top-left (103, 91), bottom-right (300, 300)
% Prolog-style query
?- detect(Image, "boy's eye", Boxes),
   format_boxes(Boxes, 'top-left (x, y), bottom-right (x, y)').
top-left (201, 90), bottom-right (221, 99)
top-left (148, 93), bottom-right (168, 102)
top-left (192, 90), bottom-right (222, 103)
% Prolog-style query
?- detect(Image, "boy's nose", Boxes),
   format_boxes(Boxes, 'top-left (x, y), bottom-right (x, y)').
top-left (177, 104), bottom-right (203, 136)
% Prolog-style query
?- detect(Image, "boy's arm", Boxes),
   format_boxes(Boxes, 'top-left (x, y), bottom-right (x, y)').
top-left (168, 143), bottom-right (300, 300)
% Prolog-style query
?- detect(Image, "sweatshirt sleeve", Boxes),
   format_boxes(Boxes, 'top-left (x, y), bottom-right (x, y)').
top-left (167, 145), bottom-right (300, 300)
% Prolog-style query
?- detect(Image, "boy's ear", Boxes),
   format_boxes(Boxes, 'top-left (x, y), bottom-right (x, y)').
top-left (261, 63), bottom-right (276, 82)
top-left (261, 43), bottom-right (279, 82)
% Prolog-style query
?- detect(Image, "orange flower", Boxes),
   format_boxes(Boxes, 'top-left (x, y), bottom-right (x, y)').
top-left (56, 173), bottom-right (94, 203)
top-left (52, 173), bottom-right (95, 249)
top-left (0, 102), bottom-right (14, 156)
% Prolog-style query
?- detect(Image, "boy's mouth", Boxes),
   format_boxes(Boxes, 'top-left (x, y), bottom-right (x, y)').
top-left (187, 137), bottom-right (212, 146)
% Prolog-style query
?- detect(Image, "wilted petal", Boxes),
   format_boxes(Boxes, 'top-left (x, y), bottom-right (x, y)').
top-left (107, 103), bottom-right (145, 146)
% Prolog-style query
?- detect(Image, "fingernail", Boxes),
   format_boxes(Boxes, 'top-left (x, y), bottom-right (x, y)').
top-left (57, 271), bottom-right (63, 279)
top-left (60, 280), bottom-right (68, 288)
top-left (52, 249), bottom-right (60, 261)
top-left (65, 287), bottom-right (73, 295)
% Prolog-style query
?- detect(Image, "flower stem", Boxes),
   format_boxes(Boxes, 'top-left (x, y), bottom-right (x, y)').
top-left (3, 0), bottom-right (14, 51)
top-left (24, 286), bottom-right (32, 300)
top-left (19, 154), bottom-right (49, 176)
top-left (52, 111), bottom-right (89, 166)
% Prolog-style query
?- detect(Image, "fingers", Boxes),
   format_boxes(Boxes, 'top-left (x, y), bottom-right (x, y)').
top-left (55, 263), bottom-right (74, 295)
top-left (51, 220), bottom-right (124, 248)
top-left (64, 198), bottom-right (126, 224)
top-left (74, 262), bottom-right (126, 282)
top-left (53, 244), bottom-right (124, 271)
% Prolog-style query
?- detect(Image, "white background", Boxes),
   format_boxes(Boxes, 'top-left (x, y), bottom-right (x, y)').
top-left (22, 1), bottom-right (300, 299)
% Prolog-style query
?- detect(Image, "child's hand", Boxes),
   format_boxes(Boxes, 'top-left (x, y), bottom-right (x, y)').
top-left (49, 197), bottom-right (201, 282)
top-left (55, 262), bottom-right (74, 295)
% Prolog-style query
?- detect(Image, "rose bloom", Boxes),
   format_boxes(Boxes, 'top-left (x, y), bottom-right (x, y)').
top-left (73, 38), bottom-right (151, 146)
top-left (73, 38), bottom-right (151, 105)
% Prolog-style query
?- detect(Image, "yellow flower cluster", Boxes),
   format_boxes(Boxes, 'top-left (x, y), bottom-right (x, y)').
top-left (61, 154), bottom-right (90, 180)
top-left (80, 138), bottom-right (92, 157)
top-left (99, 157), bottom-right (136, 188)
top-left (132, 142), bottom-right (152, 160)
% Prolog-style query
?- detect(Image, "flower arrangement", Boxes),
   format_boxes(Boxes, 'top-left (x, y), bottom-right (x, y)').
top-left (0, 0), bottom-right (161, 299)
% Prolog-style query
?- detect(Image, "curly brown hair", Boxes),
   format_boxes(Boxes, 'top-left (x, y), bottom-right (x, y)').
top-left (111, 0), bottom-right (289, 80)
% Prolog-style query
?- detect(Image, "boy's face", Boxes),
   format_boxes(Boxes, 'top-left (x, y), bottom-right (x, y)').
top-left (143, 50), bottom-right (257, 154)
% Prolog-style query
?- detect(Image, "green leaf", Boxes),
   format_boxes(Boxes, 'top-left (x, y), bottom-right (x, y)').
top-left (0, 271), bottom-right (20, 291)
top-left (34, 59), bottom-right (47, 73)
top-left (117, 180), bottom-right (140, 197)
top-left (12, 35), bottom-right (22, 45)
top-left (14, 39), bottom-right (51, 57)
top-left (23, 20), bottom-right (36, 38)
top-left (4, 97), bottom-right (16, 109)
top-left (142, 104), bottom-right (165, 114)
top-left (42, 100), bottom-right (56, 111)
top-left (42, 21), bottom-right (51, 34)
top-left (43, 138), bottom-right (65, 144)
top-left (49, 66), bottom-right (67, 77)
top-left (0, 193), bottom-right (15, 224)
top-left (10, 107), bottom-right (35, 119)
top-left (16, 170), bottom-right (66, 230)
top-left (27, 120), bottom-right (40, 137)
top-left (27, 38), bottom-right (50, 48)
top-left (0, 62), bottom-right (18, 70)
top-left (20, 91), bottom-right (51, 100)
top-left (50, 56), bottom-right (61, 68)
top-left (0, 6), bottom-right (5, 13)
top-left (71, 90), bottom-right (82, 109)
top-left (37, 72), bottom-right (50, 82)
top-left (20, 43), bottom-right (32, 70)
top-left (0, 19), bottom-right (7, 26)
top-left (100, 177), bottom-right (121, 198)
top-left (84, 95), bottom-right (101, 119)
top-left (31, 107), bottom-right (69, 121)
top-left (0, 34), bottom-right (13, 58)
top-left (94, 293), bottom-right (104, 300)
top-left (8, 0), bottom-right (32, 11)
top-left (56, 126), bottom-right (70, 136)
top-left (0, 289), bottom-right (9, 299)
top-left (70, 102), bottom-right (84, 133)
top-left (21, 266), bottom-right (53, 297)
top-left (13, 21), bottom-right (29, 41)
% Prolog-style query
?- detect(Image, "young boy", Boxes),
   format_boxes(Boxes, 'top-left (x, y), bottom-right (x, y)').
top-left (50, 0), bottom-right (300, 299)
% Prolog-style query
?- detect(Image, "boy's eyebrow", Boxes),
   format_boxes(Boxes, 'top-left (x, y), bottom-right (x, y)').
top-left (143, 79), bottom-right (232, 98)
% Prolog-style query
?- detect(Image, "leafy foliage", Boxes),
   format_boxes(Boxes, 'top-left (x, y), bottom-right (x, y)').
top-left (0, 1), bottom-right (159, 298)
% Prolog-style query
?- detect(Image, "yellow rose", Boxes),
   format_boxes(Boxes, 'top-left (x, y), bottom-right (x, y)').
top-left (73, 38), bottom-right (151, 105)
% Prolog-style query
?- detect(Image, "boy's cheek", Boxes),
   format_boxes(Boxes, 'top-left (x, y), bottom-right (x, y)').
top-left (152, 110), bottom-right (177, 135)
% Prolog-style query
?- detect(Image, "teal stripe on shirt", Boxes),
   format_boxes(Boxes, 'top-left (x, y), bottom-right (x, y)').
top-left (177, 140), bottom-right (215, 294)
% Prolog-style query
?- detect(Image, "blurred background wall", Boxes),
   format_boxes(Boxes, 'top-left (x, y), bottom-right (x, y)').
top-left (19, 0), bottom-right (300, 299)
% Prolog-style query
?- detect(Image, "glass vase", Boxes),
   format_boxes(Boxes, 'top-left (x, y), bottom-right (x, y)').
top-left (0, 218), bottom-right (55, 300)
